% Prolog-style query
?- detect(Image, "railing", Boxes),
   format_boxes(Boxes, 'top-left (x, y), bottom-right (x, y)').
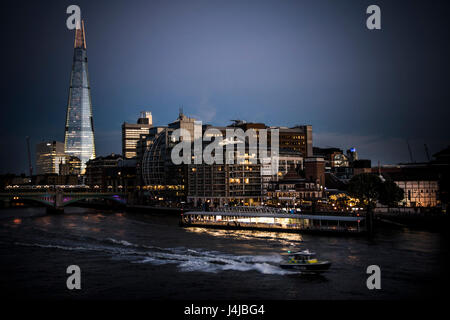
top-left (210, 206), bottom-right (286, 214)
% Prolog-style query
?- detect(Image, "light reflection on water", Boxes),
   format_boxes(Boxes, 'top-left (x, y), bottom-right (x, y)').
top-left (186, 227), bottom-right (304, 245)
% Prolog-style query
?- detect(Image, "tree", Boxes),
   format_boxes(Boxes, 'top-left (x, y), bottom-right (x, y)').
top-left (347, 173), bottom-right (382, 235)
top-left (378, 179), bottom-right (404, 207)
top-left (347, 173), bottom-right (383, 209)
top-left (347, 173), bottom-right (406, 235)
top-left (348, 173), bottom-right (404, 208)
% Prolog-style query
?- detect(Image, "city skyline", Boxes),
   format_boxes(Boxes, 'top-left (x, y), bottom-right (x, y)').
top-left (1, 1), bottom-right (449, 305)
top-left (2, 0), bottom-right (450, 174)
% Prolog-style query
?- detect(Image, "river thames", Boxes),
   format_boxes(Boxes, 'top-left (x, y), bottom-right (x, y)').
top-left (0, 206), bottom-right (448, 300)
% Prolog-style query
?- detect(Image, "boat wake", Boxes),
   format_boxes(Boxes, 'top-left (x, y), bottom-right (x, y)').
top-left (13, 238), bottom-right (299, 275)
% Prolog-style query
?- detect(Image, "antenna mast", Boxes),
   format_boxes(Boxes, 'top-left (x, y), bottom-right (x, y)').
top-left (26, 136), bottom-right (33, 177)
top-left (424, 144), bottom-right (431, 162)
top-left (407, 140), bottom-right (415, 163)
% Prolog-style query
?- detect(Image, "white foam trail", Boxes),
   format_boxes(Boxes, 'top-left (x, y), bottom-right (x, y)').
top-left (238, 254), bottom-right (283, 264)
top-left (14, 241), bottom-right (144, 256)
top-left (133, 257), bottom-right (168, 265)
top-left (14, 239), bottom-right (297, 275)
top-left (107, 238), bottom-right (134, 247)
top-left (15, 242), bottom-right (92, 252)
top-left (106, 238), bottom-right (169, 252)
top-left (140, 248), bottom-right (296, 275)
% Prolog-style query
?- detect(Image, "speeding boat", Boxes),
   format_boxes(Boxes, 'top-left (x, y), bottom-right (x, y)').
top-left (279, 249), bottom-right (331, 273)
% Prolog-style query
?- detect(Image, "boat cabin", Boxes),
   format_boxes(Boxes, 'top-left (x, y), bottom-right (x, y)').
top-left (286, 251), bottom-right (318, 263)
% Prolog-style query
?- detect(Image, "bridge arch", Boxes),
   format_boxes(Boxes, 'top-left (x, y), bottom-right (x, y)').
top-left (0, 192), bottom-right (127, 208)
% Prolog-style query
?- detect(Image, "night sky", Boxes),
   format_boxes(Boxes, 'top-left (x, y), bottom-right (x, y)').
top-left (2, 0), bottom-right (449, 174)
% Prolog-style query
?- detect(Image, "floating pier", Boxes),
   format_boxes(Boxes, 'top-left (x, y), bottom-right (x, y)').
top-left (180, 208), bottom-right (365, 235)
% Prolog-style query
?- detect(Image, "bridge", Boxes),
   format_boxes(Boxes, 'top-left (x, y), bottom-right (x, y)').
top-left (0, 185), bottom-right (127, 211)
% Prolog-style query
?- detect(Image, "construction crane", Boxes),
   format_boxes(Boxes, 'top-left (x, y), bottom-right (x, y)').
top-left (26, 136), bottom-right (33, 178)
top-left (406, 140), bottom-right (415, 163)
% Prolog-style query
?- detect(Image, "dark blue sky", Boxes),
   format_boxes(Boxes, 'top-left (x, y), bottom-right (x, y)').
top-left (2, 0), bottom-right (449, 174)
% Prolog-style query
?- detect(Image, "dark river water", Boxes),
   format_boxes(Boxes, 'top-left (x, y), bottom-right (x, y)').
top-left (0, 207), bottom-right (448, 300)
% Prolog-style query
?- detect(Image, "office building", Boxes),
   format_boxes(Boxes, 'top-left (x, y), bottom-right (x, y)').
top-left (279, 125), bottom-right (313, 157)
top-left (346, 148), bottom-right (359, 163)
top-left (304, 157), bottom-right (326, 187)
top-left (36, 141), bottom-right (67, 175)
top-left (64, 20), bottom-right (96, 174)
top-left (187, 163), bottom-right (263, 206)
top-left (122, 111), bottom-right (153, 159)
top-left (228, 121), bottom-right (313, 157)
top-left (267, 169), bottom-right (324, 207)
top-left (141, 113), bottom-right (314, 206)
top-left (59, 156), bottom-right (82, 176)
top-left (313, 147), bottom-right (349, 168)
top-left (85, 153), bottom-right (123, 190)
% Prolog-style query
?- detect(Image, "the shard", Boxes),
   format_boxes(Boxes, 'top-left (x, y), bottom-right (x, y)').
top-left (64, 20), bottom-right (96, 174)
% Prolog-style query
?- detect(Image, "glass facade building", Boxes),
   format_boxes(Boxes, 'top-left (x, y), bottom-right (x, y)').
top-left (35, 141), bottom-right (66, 175)
top-left (64, 20), bottom-right (96, 174)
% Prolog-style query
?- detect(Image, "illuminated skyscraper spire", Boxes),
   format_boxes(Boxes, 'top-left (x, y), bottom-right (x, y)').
top-left (64, 20), bottom-right (96, 174)
top-left (74, 20), bottom-right (86, 49)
